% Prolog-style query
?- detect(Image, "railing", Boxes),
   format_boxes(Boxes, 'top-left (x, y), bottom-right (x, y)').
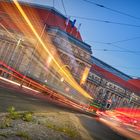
top-left (0, 61), bottom-right (92, 113)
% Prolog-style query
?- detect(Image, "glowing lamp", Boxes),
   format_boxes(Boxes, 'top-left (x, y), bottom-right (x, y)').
top-left (80, 67), bottom-right (90, 85)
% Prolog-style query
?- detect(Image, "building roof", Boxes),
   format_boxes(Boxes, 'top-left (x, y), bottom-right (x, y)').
top-left (47, 27), bottom-right (92, 54)
top-left (128, 79), bottom-right (140, 89)
top-left (0, 0), bottom-right (83, 41)
top-left (91, 56), bottom-right (132, 81)
top-left (91, 56), bottom-right (139, 94)
top-left (91, 64), bottom-right (140, 94)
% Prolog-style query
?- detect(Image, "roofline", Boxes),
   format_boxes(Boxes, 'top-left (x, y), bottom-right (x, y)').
top-left (7, 0), bottom-right (73, 23)
top-left (5, 0), bottom-right (83, 40)
top-left (91, 56), bottom-right (132, 79)
top-left (47, 26), bottom-right (92, 54)
top-left (91, 65), bottom-right (139, 94)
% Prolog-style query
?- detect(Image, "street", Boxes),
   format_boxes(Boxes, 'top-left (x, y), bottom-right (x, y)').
top-left (0, 84), bottom-right (130, 140)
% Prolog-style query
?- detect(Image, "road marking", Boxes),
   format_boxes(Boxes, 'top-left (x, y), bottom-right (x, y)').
top-left (0, 95), bottom-right (17, 98)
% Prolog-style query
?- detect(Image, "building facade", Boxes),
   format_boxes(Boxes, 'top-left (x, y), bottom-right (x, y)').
top-left (0, 1), bottom-right (139, 108)
top-left (87, 56), bottom-right (140, 109)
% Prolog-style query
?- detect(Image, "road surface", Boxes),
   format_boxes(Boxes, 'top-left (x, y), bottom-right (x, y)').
top-left (0, 83), bottom-right (131, 140)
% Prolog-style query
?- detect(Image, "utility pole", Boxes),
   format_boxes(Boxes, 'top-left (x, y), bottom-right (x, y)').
top-left (7, 38), bottom-right (22, 67)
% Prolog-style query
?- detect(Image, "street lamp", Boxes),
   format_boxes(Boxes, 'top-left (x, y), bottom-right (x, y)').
top-left (57, 64), bottom-right (70, 82)
top-left (60, 77), bottom-right (64, 82)
top-left (65, 87), bottom-right (70, 92)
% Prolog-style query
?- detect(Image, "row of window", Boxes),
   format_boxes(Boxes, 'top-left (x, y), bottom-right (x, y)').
top-left (106, 82), bottom-right (125, 93)
top-left (53, 36), bottom-right (90, 61)
top-left (89, 72), bottom-right (126, 94)
top-left (88, 72), bottom-right (101, 83)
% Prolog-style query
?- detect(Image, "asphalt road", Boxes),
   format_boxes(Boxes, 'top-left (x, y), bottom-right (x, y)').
top-left (0, 84), bottom-right (130, 140)
top-left (0, 84), bottom-right (73, 113)
top-left (77, 114), bottom-right (131, 140)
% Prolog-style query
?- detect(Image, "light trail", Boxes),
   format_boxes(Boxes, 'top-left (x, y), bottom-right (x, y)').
top-left (115, 108), bottom-right (140, 118)
top-left (0, 76), bottom-right (40, 93)
top-left (80, 67), bottom-right (90, 85)
top-left (12, 0), bottom-right (92, 100)
top-left (0, 62), bottom-right (92, 113)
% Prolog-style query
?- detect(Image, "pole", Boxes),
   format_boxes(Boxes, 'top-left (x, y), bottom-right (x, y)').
top-left (0, 38), bottom-right (22, 77)
top-left (7, 38), bottom-right (22, 67)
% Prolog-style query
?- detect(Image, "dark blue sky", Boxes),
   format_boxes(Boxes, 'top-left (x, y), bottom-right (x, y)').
top-left (20, 0), bottom-right (140, 78)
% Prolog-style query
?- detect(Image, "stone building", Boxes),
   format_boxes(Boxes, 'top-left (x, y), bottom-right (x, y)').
top-left (87, 56), bottom-right (140, 109)
top-left (0, 1), bottom-right (139, 108)
top-left (0, 1), bottom-right (93, 104)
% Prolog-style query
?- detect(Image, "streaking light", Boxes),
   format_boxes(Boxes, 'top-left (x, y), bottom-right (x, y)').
top-left (80, 67), bottom-right (90, 85)
top-left (0, 76), bottom-right (39, 93)
top-left (12, 0), bottom-right (93, 99)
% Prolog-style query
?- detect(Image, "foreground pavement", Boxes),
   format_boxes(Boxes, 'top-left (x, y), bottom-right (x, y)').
top-left (0, 82), bottom-right (132, 140)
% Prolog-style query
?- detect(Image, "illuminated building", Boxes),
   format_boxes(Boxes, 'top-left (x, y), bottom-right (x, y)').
top-left (0, 1), bottom-right (139, 107)
top-left (88, 56), bottom-right (140, 109)
top-left (0, 1), bottom-right (93, 104)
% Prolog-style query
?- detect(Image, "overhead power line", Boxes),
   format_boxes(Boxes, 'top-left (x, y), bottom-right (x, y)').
top-left (110, 37), bottom-right (140, 44)
top-left (53, 0), bottom-right (55, 8)
top-left (90, 37), bottom-right (140, 45)
top-left (86, 40), bottom-right (140, 56)
top-left (70, 15), bottom-right (140, 28)
top-left (61, 0), bottom-right (67, 17)
top-left (108, 43), bottom-right (140, 54)
top-left (83, 0), bottom-right (140, 20)
top-left (92, 48), bottom-right (140, 54)
top-left (93, 66), bottom-right (140, 78)
top-left (112, 65), bottom-right (140, 70)
top-left (1, 7), bottom-right (140, 28)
